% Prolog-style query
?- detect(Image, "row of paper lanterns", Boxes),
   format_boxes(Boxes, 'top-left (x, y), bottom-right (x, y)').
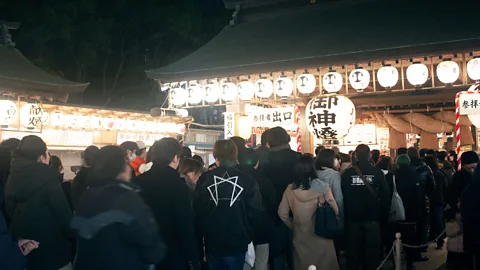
top-left (170, 58), bottom-right (480, 106)
top-left (0, 101), bottom-right (185, 134)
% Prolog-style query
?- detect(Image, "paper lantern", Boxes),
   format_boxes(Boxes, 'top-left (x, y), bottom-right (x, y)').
top-left (204, 83), bottom-right (221, 103)
top-left (20, 103), bottom-right (48, 129)
top-left (467, 58), bottom-right (480, 81)
top-left (297, 74), bottom-right (316, 94)
top-left (171, 87), bottom-right (188, 106)
top-left (91, 115), bottom-right (102, 129)
top-left (306, 95), bottom-right (355, 140)
top-left (0, 100), bottom-right (18, 127)
top-left (406, 63), bottom-right (429, 86)
top-left (238, 81), bottom-right (255, 101)
top-left (49, 111), bottom-right (64, 128)
top-left (187, 84), bottom-right (205, 104)
top-left (437, 61), bottom-right (460, 84)
top-left (255, 79), bottom-right (273, 98)
top-left (377, 66), bottom-right (399, 88)
top-left (349, 68), bottom-right (370, 91)
top-left (275, 77), bottom-right (294, 97)
top-left (220, 82), bottom-right (237, 101)
top-left (238, 116), bottom-right (252, 139)
top-left (78, 114), bottom-right (91, 129)
top-left (322, 72), bottom-right (343, 93)
top-left (103, 117), bottom-right (114, 130)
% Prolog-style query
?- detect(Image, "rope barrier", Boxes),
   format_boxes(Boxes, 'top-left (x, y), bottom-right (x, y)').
top-left (377, 245), bottom-right (394, 270)
top-left (400, 229), bottom-right (446, 248)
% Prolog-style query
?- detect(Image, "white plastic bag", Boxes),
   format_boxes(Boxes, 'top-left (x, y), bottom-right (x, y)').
top-left (245, 242), bottom-right (256, 267)
top-left (389, 176), bottom-right (406, 223)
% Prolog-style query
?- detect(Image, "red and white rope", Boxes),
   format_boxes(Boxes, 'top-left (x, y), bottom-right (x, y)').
top-left (295, 105), bottom-right (302, 153)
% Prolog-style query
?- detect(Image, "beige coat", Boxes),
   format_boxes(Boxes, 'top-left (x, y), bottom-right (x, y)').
top-left (278, 183), bottom-right (339, 270)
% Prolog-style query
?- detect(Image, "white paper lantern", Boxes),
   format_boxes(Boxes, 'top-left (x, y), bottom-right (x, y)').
top-left (406, 63), bottom-right (429, 86)
top-left (255, 79), bottom-right (274, 98)
top-left (238, 116), bottom-right (252, 139)
top-left (238, 81), bottom-right (255, 101)
top-left (0, 100), bottom-right (18, 126)
top-left (103, 117), bottom-right (114, 130)
top-left (20, 103), bottom-right (48, 129)
top-left (171, 87), bottom-right (188, 106)
top-left (91, 115), bottom-right (102, 129)
top-left (377, 66), bottom-right (399, 88)
top-left (322, 72), bottom-right (343, 93)
top-left (274, 77), bottom-right (294, 97)
top-left (204, 83), bottom-right (221, 103)
top-left (220, 82), bottom-right (238, 101)
top-left (306, 96), bottom-right (355, 140)
top-left (187, 84), bottom-right (205, 104)
top-left (49, 111), bottom-right (64, 128)
top-left (349, 69), bottom-right (370, 91)
top-left (467, 58), bottom-right (480, 81)
top-left (437, 61), bottom-right (460, 84)
top-left (297, 74), bottom-right (316, 94)
top-left (78, 114), bottom-right (91, 129)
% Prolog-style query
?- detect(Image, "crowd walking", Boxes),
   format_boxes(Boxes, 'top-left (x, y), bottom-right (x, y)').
top-left (1, 127), bottom-right (480, 270)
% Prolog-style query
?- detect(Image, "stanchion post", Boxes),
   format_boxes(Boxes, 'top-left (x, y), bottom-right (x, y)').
top-left (395, 233), bottom-right (402, 270)
top-left (307, 265), bottom-right (317, 270)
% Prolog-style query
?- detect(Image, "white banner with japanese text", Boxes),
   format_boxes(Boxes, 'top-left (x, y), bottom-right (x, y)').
top-left (459, 93), bottom-right (480, 115)
top-left (224, 112), bottom-right (235, 139)
top-left (249, 107), bottom-right (296, 130)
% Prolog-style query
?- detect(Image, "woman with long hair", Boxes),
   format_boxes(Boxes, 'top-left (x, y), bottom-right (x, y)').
top-left (278, 154), bottom-right (339, 270)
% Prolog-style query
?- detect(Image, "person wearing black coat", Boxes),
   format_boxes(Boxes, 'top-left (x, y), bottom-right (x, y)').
top-left (136, 138), bottom-right (200, 270)
top-left (460, 164), bottom-right (480, 270)
top-left (448, 151), bottom-right (479, 213)
top-left (71, 145), bottom-right (165, 270)
top-left (71, 145), bottom-right (99, 209)
top-left (5, 136), bottom-right (74, 270)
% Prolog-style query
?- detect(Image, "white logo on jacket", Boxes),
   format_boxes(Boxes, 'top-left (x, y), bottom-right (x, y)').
top-left (207, 172), bottom-right (244, 207)
top-left (350, 175), bottom-right (374, 186)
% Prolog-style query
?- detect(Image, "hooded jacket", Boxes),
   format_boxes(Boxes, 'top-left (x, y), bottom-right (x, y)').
top-left (410, 158), bottom-right (436, 212)
top-left (448, 169), bottom-right (473, 212)
top-left (71, 178), bottom-right (165, 270)
top-left (5, 158), bottom-right (73, 270)
top-left (394, 166), bottom-right (424, 222)
top-left (71, 166), bottom-right (93, 209)
top-left (316, 168), bottom-right (344, 224)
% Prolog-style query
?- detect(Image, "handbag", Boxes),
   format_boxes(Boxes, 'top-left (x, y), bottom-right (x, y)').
top-left (245, 242), bottom-right (256, 267)
top-left (389, 176), bottom-right (406, 223)
top-left (314, 194), bottom-right (340, 239)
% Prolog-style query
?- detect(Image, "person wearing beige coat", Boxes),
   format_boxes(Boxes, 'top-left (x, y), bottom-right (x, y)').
top-left (278, 154), bottom-right (340, 270)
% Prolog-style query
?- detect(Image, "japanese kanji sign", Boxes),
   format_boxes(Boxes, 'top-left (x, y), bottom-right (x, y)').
top-left (459, 93), bottom-right (480, 115)
top-left (305, 95), bottom-right (356, 140)
top-left (249, 107), bottom-right (296, 130)
top-left (19, 103), bottom-right (48, 129)
top-left (224, 112), bottom-right (235, 139)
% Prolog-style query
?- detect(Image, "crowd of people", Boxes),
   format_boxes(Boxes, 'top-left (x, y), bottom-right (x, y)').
top-left (0, 126), bottom-right (480, 270)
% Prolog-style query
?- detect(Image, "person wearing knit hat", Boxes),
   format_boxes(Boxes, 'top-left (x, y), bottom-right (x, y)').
top-left (447, 151), bottom-right (479, 213)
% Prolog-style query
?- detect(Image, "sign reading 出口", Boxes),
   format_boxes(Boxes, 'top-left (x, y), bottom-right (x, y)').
top-left (249, 107), bottom-right (296, 131)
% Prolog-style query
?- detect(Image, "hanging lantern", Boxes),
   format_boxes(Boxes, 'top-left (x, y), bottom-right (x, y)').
top-left (238, 116), bottom-right (252, 139)
top-left (406, 62), bottom-right (429, 86)
top-left (91, 115), bottom-right (102, 129)
top-left (49, 111), bottom-right (64, 128)
top-left (377, 65), bottom-right (399, 88)
top-left (306, 96), bottom-right (355, 140)
top-left (467, 58), bottom-right (480, 81)
top-left (204, 83), bottom-right (221, 103)
top-left (78, 114), bottom-right (91, 129)
top-left (437, 60), bottom-right (460, 84)
top-left (20, 103), bottom-right (48, 129)
top-left (255, 79), bottom-right (273, 98)
top-left (297, 74), bottom-right (316, 94)
top-left (187, 84), bottom-right (205, 104)
top-left (170, 87), bottom-right (188, 106)
top-left (220, 82), bottom-right (238, 101)
top-left (0, 100), bottom-right (18, 127)
top-left (349, 68), bottom-right (370, 91)
top-left (322, 72), bottom-right (343, 93)
top-left (238, 81), bottom-right (255, 101)
top-left (274, 76), bottom-right (294, 97)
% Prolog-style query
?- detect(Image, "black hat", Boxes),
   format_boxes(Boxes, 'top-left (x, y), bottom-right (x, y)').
top-left (461, 151), bottom-right (479, 165)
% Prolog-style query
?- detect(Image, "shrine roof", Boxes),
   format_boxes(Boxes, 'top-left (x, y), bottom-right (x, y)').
top-left (147, 0), bottom-right (480, 82)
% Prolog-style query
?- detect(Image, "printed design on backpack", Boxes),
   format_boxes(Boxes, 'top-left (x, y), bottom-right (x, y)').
top-left (207, 172), bottom-right (244, 207)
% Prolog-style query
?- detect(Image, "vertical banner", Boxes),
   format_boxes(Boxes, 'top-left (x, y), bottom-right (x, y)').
top-left (224, 112), bottom-right (235, 139)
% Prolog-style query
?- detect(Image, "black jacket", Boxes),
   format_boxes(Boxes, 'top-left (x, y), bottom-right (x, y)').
top-left (238, 166), bottom-right (277, 245)
top-left (194, 165), bottom-right (264, 256)
top-left (448, 169), bottom-right (473, 212)
top-left (394, 167), bottom-right (424, 222)
top-left (460, 179), bottom-right (480, 253)
top-left (136, 164), bottom-right (200, 270)
top-left (0, 187), bottom-right (25, 270)
top-left (255, 146), bottom-right (270, 167)
top-left (410, 158), bottom-right (436, 212)
top-left (341, 161), bottom-right (390, 223)
top-left (430, 169), bottom-right (448, 207)
top-left (5, 158), bottom-right (73, 270)
top-left (71, 167), bottom-right (93, 209)
top-left (71, 178), bottom-right (165, 270)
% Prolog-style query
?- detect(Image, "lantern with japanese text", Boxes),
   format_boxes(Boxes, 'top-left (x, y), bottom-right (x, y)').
top-left (322, 72), bottom-right (343, 93)
top-left (204, 83), bottom-right (221, 103)
top-left (20, 103), bottom-right (48, 129)
top-left (377, 66), bottom-right (399, 88)
top-left (238, 81), bottom-right (255, 101)
top-left (187, 84), bottom-right (205, 104)
top-left (171, 87), bottom-right (188, 106)
top-left (297, 74), bottom-right (316, 94)
top-left (406, 62), bottom-right (429, 86)
top-left (349, 68), bottom-right (370, 91)
top-left (467, 58), bottom-right (480, 81)
top-left (255, 79), bottom-right (273, 98)
top-left (437, 60), bottom-right (460, 84)
top-left (305, 96), bottom-right (355, 140)
top-left (275, 77), bottom-right (294, 98)
top-left (238, 116), bottom-right (252, 139)
top-left (0, 100), bottom-right (18, 127)
top-left (220, 82), bottom-right (237, 101)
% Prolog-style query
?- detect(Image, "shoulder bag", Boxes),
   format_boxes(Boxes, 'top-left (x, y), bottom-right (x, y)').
top-left (389, 175), bottom-right (406, 223)
top-left (314, 193), bottom-right (340, 239)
